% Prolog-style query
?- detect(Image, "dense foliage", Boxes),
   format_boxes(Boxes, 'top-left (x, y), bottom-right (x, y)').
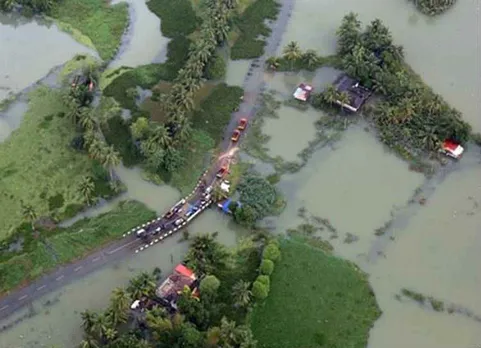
top-left (79, 233), bottom-right (272, 348)
top-left (230, 0), bottom-right (280, 59)
top-left (234, 174), bottom-right (284, 227)
top-left (0, 0), bottom-right (59, 13)
top-left (146, 0), bottom-right (199, 37)
top-left (251, 238), bottom-right (381, 348)
top-left (204, 51), bottom-right (227, 80)
top-left (408, 0), bottom-right (457, 16)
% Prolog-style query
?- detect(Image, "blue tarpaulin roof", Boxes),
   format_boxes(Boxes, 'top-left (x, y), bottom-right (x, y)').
top-left (220, 199), bottom-right (241, 213)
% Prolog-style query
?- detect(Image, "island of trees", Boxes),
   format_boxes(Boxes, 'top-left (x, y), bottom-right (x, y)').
top-left (408, 0), bottom-right (458, 16)
top-left (267, 13), bottom-right (472, 161)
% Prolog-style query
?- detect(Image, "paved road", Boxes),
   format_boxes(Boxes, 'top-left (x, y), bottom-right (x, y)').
top-left (0, 0), bottom-right (295, 322)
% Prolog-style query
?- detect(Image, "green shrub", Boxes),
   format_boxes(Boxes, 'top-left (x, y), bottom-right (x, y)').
top-left (147, 0), bottom-right (198, 37)
top-left (256, 274), bottom-right (270, 288)
top-left (252, 279), bottom-right (269, 300)
top-left (259, 258), bottom-right (274, 275)
top-left (192, 84), bottom-right (244, 143)
top-left (205, 52), bottom-right (227, 80)
top-left (231, 0), bottom-right (280, 59)
top-left (263, 242), bottom-right (280, 262)
top-left (48, 193), bottom-right (65, 211)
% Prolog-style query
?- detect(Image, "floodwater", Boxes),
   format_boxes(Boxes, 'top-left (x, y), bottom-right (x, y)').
top-left (1, 0), bottom-right (481, 347)
top-left (108, 0), bottom-right (170, 69)
top-left (0, 13), bottom-right (94, 103)
top-left (0, 210), bottom-right (247, 348)
top-left (278, 0), bottom-right (481, 132)
top-left (265, 0), bottom-right (481, 346)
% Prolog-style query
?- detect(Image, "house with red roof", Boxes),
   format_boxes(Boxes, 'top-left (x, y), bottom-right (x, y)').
top-left (155, 264), bottom-right (199, 310)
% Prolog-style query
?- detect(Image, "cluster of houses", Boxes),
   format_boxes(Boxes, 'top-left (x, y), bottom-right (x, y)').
top-left (130, 263), bottom-right (199, 314)
top-left (292, 73), bottom-right (464, 159)
top-left (292, 73), bottom-right (372, 112)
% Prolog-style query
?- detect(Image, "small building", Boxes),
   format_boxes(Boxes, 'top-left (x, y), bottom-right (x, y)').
top-left (333, 74), bottom-right (372, 112)
top-left (155, 264), bottom-right (198, 310)
top-left (293, 83), bottom-right (314, 102)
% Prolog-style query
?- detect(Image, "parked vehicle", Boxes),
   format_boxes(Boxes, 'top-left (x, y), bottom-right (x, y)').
top-left (136, 228), bottom-right (146, 238)
top-left (237, 118), bottom-right (248, 130)
top-left (174, 218), bottom-right (185, 226)
top-left (216, 165), bottom-right (228, 178)
top-left (440, 139), bottom-right (464, 159)
top-left (231, 129), bottom-right (241, 142)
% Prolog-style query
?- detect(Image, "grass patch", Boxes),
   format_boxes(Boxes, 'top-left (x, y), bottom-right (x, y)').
top-left (50, 0), bottom-right (129, 60)
top-left (170, 130), bottom-right (215, 195)
top-left (230, 0), bottom-right (280, 60)
top-left (103, 36), bottom-right (191, 109)
top-left (58, 54), bottom-right (100, 84)
top-left (0, 201), bottom-right (155, 293)
top-left (0, 87), bottom-right (113, 240)
top-left (192, 83), bottom-right (244, 143)
top-left (251, 239), bottom-right (381, 348)
top-left (147, 0), bottom-right (199, 38)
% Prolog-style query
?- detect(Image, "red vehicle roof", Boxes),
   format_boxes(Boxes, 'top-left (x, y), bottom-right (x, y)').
top-left (443, 140), bottom-right (459, 151)
top-left (174, 264), bottom-right (196, 279)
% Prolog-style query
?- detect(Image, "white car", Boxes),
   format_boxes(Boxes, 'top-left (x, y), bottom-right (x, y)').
top-left (440, 140), bottom-right (464, 159)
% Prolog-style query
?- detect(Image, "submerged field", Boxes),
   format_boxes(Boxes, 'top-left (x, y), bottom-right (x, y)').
top-left (251, 238), bottom-right (381, 348)
top-left (51, 0), bottom-right (129, 60)
top-left (0, 200), bottom-right (155, 294)
top-left (0, 87), bottom-right (115, 240)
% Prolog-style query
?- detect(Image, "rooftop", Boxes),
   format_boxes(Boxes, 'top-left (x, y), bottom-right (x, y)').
top-left (334, 74), bottom-right (372, 112)
top-left (293, 83), bottom-right (314, 102)
top-left (155, 264), bottom-right (197, 301)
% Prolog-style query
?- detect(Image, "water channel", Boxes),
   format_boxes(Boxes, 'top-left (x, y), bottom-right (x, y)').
top-left (0, 0), bottom-right (480, 347)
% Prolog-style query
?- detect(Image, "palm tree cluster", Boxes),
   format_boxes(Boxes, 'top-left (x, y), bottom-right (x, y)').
top-left (79, 233), bottom-right (259, 348)
top-left (266, 41), bottom-right (322, 71)
top-left (134, 0), bottom-right (238, 175)
top-left (0, 0), bottom-right (57, 12)
top-left (312, 84), bottom-right (351, 111)
top-left (63, 87), bottom-right (121, 183)
top-left (336, 13), bottom-right (471, 156)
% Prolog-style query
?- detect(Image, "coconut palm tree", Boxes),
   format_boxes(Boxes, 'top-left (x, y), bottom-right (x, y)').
top-left (174, 117), bottom-right (192, 142)
top-left (108, 288), bottom-right (131, 326)
top-left (302, 49), bottom-right (319, 69)
top-left (81, 310), bottom-right (98, 335)
top-left (337, 91), bottom-right (351, 110)
top-left (212, 186), bottom-right (227, 203)
top-left (151, 125), bottom-right (173, 149)
top-left (321, 85), bottom-right (339, 105)
top-left (79, 337), bottom-right (100, 348)
top-left (79, 107), bottom-right (96, 131)
top-left (78, 176), bottom-right (95, 205)
top-left (91, 314), bottom-right (111, 342)
top-left (21, 202), bottom-right (37, 231)
top-left (101, 145), bottom-right (121, 181)
top-left (88, 139), bottom-right (104, 161)
top-left (266, 57), bottom-right (280, 70)
top-left (282, 41), bottom-right (302, 67)
top-left (232, 280), bottom-right (251, 308)
top-left (126, 272), bottom-right (157, 300)
top-left (0, 0), bottom-right (16, 11)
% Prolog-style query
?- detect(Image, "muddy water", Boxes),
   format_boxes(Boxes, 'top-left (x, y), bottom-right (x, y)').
top-left (108, 0), bottom-right (170, 69)
top-left (266, 0), bottom-right (481, 345)
top-left (225, 59), bottom-right (252, 86)
top-left (0, 210), bottom-right (246, 348)
top-left (0, 13), bottom-right (94, 103)
top-left (279, 0), bottom-right (481, 132)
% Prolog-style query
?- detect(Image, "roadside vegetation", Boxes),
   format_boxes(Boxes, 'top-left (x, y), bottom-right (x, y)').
top-left (0, 86), bottom-right (119, 240)
top-left (408, 0), bottom-right (457, 16)
top-left (251, 238), bottom-right (381, 348)
top-left (0, 201), bottom-right (155, 294)
top-left (267, 13), bottom-right (472, 161)
top-left (78, 233), bottom-right (275, 347)
top-left (230, 0), bottom-right (280, 59)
